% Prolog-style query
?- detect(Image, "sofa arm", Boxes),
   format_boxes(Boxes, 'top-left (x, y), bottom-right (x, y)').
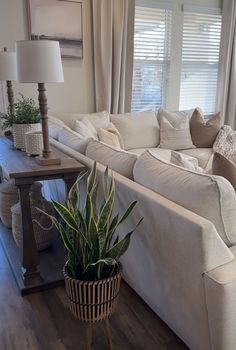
top-left (204, 246), bottom-right (236, 350)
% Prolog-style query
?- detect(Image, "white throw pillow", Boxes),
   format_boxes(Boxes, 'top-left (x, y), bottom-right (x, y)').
top-left (111, 111), bottom-right (159, 150)
top-left (170, 151), bottom-right (203, 173)
top-left (86, 140), bottom-right (138, 179)
top-left (58, 127), bottom-right (92, 154)
top-left (72, 110), bottom-right (110, 131)
top-left (98, 122), bottom-right (124, 149)
top-left (48, 115), bottom-right (67, 140)
top-left (73, 118), bottom-right (98, 139)
top-left (133, 150), bottom-right (236, 246)
top-left (158, 108), bottom-right (195, 150)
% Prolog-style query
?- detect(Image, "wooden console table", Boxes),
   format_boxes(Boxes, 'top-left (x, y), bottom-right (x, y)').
top-left (0, 137), bottom-right (86, 295)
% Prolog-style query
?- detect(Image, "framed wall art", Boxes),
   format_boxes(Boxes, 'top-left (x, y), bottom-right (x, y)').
top-left (27, 0), bottom-right (83, 59)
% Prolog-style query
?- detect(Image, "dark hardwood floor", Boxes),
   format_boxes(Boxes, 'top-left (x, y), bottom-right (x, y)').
top-left (0, 242), bottom-right (188, 350)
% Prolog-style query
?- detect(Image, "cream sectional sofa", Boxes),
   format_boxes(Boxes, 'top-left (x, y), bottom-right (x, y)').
top-left (46, 111), bottom-right (236, 350)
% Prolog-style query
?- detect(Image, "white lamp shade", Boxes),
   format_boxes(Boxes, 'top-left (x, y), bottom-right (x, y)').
top-left (16, 40), bottom-right (64, 83)
top-left (0, 51), bottom-right (17, 81)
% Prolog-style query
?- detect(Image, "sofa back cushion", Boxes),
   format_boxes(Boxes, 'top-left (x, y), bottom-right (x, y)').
top-left (86, 140), bottom-right (138, 179)
top-left (48, 115), bottom-right (67, 140)
top-left (111, 111), bottom-right (159, 150)
top-left (133, 150), bottom-right (236, 246)
top-left (58, 127), bottom-right (92, 154)
top-left (53, 110), bottom-right (110, 130)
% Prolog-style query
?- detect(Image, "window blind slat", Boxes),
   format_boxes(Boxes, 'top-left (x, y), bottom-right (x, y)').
top-left (179, 11), bottom-right (222, 114)
top-left (131, 6), bottom-right (171, 112)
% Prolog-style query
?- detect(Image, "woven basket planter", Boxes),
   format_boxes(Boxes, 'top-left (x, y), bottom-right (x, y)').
top-left (0, 180), bottom-right (19, 228)
top-left (25, 131), bottom-right (43, 156)
top-left (11, 201), bottom-right (55, 251)
top-left (64, 267), bottom-right (122, 323)
top-left (12, 123), bottom-right (41, 150)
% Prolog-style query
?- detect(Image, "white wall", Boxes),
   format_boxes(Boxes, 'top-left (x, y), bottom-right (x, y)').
top-left (0, 0), bottom-right (95, 115)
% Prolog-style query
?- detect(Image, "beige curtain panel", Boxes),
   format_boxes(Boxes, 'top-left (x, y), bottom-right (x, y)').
top-left (217, 0), bottom-right (236, 129)
top-left (91, 0), bottom-right (135, 114)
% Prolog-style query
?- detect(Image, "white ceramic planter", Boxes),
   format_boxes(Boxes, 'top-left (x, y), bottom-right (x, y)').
top-left (25, 131), bottom-right (43, 156)
top-left (12, 123), bottom-right (41, 150)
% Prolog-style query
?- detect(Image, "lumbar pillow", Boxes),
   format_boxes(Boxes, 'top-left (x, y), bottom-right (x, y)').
top-left (212, 152), bottom-right (236, 191)
top-left (170, 151), bottom-right (203, 173)
top-left (86, 140), bottom-right (138, 179)
top-left (98, 122), bottom-right (123, 149)
top-left (73, 118), bottom-right (98, 139)
top-left (71, 110), bottom-right (110, 131)
top-left (111, 111), bottom-right (159, 150)
top-left (190, 108), bottom-right (221, 147)
top-left (133, 150), bottom-right (236, 246)
top-left (158, 108), bottom-right (195, 150)
top-left (48, 115), bottom-right (67, 140)
top-left (58, 127), bottom-right (92, 154)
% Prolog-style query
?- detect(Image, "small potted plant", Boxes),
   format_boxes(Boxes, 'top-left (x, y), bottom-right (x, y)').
top-left (38, 162), bottom-right (143, 324)
top-left (0, 94), bottom-right (41, 150)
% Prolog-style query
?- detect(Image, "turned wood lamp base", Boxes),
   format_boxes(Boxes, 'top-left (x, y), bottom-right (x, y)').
top-left (37, 83), bottom-right (61, 166)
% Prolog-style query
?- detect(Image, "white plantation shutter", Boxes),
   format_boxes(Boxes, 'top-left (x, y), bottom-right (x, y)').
top-left (179, 7), bottom-right (222, 114)
top-left (131, 4), bottom-right (172, 112)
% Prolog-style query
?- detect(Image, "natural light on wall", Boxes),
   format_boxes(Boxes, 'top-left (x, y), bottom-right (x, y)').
top-left (179, 6), bottom-right (222, 114)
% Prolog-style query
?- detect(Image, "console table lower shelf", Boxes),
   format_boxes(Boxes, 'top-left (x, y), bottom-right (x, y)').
top-left (0, 222), bottom-right (66, 296)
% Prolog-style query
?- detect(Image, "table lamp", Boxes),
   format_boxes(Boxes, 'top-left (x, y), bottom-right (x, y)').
top-left (0, 48), bottom-right (17, 115)
top-left (16, 40), bottom-right (64, 166)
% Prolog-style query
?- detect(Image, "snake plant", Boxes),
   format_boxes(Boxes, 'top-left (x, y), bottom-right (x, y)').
top-left (39, 162), bottom-right (143, 281)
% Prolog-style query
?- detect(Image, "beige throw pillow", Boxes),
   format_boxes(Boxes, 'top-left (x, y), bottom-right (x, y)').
top-left (212, 152), bottom-right (236, 191)
top-left (158, 110), bottom-right (195, 150)
top-left (190, 109), bottom-right (221, 148)
top-left (98, 122), bottom-right (124, 149)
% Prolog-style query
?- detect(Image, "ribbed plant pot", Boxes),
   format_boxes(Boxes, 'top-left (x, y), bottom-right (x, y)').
top-left (12, 123), bottom-right (41, 150)
top-left (64, 266), bottom-right (122, 323)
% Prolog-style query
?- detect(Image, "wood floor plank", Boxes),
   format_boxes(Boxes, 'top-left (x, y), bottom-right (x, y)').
top-left (0, 240), bottom-right (188, 350)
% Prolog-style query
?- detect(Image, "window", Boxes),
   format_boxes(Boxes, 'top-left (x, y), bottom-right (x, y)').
top-left (131, 4), bottom-right (172, 112)
top-left (179, 7), bottom-right (222, 114)
top-left (132, 2), bottom-right (222, 115)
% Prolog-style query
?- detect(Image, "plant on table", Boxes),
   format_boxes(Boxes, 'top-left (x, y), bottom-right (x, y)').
top-left (0, 94), bottom-right (41, 150)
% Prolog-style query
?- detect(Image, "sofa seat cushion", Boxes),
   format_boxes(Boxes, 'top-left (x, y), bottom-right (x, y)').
top-left (133, 150), bottom-right (236, 246)
top-left (129, 147), bottom-right (171, 161)
top-left (180, 148), bottom-right (213, 169)
top-left (86, 140), bottom-right (138, 179)
top-left (111, 111), bottom-right (159, 150)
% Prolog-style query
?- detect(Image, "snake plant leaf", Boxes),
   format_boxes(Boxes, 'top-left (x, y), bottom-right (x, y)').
top-left (98, 176), bottom-right (115, 256)
top-left (67, 170), bottom-right (87, 211)
top-left (36, 207), bottom-right (77, 257)
top-left (85, 257), bottom-right (117, 271)
top-left (106, 217), bottom-right (143, 259)
top-left (90, 182), bottom-right (98, 219)
top-left (117, 201), bottom-right (137, 226)
top-left (52, 200), bottom-right (79, 232)
top-left (103, 166), bottom-right (110, 200)
top-left (52, 200), bottom-right (90, 246)
top-left (87, 161), bottom-right (97, 193)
